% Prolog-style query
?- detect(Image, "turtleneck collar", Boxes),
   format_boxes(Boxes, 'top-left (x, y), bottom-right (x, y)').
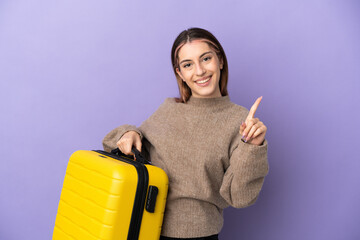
top-left (186, 95), bottom-right (231, 107)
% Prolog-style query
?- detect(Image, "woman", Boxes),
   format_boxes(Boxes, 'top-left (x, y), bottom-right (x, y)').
top-left (103, 27), bottom-right (269, 240)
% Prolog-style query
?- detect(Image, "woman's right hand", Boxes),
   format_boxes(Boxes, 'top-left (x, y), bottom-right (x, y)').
top-left (116, 131), bottom-right (142, 156)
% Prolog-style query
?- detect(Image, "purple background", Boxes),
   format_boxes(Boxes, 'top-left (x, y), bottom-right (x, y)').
top-left (1, 0), bottom-right (359, 239)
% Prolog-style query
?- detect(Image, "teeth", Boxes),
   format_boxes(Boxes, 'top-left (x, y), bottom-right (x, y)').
top-left (196, 77), bottom-right (210, 84)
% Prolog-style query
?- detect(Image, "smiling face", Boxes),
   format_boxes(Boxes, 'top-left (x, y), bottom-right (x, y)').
top-left (176, 40), bottom-right (223, 99)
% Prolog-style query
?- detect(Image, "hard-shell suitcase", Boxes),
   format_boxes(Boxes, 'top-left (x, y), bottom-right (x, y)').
top-left (53, 148), bottom-right (168, 240)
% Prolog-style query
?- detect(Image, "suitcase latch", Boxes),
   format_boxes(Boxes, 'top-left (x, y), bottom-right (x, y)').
top-left (145, 186), bottom-right (158, 213)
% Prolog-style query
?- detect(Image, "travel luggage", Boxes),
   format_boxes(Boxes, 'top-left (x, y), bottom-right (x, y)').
top-left (53, 148), bottom-right (169, 240)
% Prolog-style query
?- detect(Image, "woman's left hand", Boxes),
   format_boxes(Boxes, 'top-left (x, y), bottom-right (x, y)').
top-left (239, 96), bottom-right (267, 146)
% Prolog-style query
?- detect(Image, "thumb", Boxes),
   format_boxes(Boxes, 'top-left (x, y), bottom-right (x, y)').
top-left (239, 121), bottom-right (246, 135)
top-left (133, 138), bottom-right (142, 153)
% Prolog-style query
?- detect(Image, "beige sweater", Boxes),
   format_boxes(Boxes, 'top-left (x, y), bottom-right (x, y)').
top-left (103, 96), bottom-right (269, 238)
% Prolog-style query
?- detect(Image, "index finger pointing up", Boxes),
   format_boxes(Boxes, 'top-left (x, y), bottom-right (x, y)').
top-left (246, 96), bottom-right (263, 120)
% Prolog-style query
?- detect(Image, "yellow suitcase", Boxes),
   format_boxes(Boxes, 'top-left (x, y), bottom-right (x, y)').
top-left (53, 148), bottom-right (168, 240)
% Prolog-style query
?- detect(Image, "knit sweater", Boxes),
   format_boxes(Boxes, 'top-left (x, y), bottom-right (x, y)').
top-left (102, 96), bottom-right (269, 238)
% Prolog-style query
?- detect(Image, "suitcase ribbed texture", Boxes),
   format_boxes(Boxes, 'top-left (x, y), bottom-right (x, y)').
top-left (53, 150), bottom-right (168, 240)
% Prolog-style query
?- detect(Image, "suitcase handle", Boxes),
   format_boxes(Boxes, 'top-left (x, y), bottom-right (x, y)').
top-left (111, 147), bottom-right (151, 165)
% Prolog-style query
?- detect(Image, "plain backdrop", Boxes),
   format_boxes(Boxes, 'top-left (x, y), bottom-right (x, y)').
top-left (1, 0), bottom-right (359, 239)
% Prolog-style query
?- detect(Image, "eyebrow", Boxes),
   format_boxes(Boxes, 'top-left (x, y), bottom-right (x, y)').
top-left (179, 51), bottom-right (213, 65)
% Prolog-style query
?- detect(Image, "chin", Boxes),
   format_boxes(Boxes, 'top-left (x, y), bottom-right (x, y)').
top-left (196, 90), bottom-right (219, 98)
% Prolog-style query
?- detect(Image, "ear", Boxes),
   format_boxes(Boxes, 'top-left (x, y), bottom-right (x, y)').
top-left (176, 68), bottom-right (185, 82)
top-left (220, 58), bottom-right (224, 70)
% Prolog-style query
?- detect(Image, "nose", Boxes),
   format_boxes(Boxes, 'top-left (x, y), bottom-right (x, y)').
top-left (195, 62), bottom-right (206, 76)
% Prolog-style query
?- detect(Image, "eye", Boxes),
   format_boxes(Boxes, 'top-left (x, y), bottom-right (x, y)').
top-left (183, 63), bottom-right (191, 68)
top-left (203, 56), bottom-right (212, 62)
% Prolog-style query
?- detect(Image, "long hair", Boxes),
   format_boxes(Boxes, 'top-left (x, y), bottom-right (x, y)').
top-left (171, 28), bottom-right (229, 103)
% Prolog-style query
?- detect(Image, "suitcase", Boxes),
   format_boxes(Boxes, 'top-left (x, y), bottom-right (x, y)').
top-left (53, 148), bottom-right (168, 240)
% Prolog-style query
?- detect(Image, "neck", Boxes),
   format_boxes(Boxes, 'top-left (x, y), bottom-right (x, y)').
top-left (186, 95), bottom-right (230, 107)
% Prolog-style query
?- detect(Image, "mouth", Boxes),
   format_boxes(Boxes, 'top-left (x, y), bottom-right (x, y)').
top-left (195, 76), bottom-right (212, 85)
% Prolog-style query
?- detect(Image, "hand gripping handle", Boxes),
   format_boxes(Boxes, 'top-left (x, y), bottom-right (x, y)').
top-left (111, 147), bottom-right (150, 165)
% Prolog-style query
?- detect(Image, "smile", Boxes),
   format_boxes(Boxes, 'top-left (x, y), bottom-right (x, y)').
top-left (194, 76), bottom-right (212, 87)
top-left (195, 76), bottom-right (211, 84)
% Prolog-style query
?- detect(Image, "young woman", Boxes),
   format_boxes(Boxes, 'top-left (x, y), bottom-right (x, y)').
top-left (103, 28), bottom-right (269, 240)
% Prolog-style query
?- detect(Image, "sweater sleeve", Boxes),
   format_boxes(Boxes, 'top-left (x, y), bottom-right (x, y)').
top-left (102, 124), bottom-right (143, 153)
top-left (219, 133), bottom-right (269, 208)
top-left (102, 98), bottom-right (172, 153)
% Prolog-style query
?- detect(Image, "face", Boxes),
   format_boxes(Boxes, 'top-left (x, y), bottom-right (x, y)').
top-left (176, 40), bottom-right (223, 98)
